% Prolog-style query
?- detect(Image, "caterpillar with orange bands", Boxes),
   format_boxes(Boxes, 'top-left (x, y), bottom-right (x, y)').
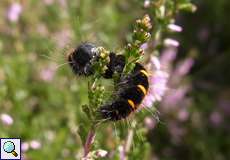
top-left (68, 43), bottom-right (149, 121)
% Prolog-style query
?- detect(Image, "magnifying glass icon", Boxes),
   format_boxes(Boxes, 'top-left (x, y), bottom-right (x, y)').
top-left (3, 141), bottom-right (18, 157)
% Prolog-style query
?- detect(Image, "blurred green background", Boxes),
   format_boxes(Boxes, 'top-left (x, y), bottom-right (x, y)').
top-left (0, 0), bottom-right (229, 160)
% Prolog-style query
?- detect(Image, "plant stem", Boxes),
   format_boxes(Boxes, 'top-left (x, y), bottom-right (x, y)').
top-left (83, 125), bottom-right (96, 157)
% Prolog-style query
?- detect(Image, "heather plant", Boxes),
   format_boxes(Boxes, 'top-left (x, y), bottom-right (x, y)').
top-left (68, 0), bottom-right (196, 159)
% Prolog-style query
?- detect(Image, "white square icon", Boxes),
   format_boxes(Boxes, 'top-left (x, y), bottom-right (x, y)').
top-left (0, 138), bottom-right (21, 160)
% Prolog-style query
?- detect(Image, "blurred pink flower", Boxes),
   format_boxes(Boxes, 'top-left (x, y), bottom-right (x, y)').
top-left (39, 64), bottom-right (56, 82)
top-left (144, 117), bottom-right (156, 130)
top-left (161, 86), bottom-right (188, 111)
top-left (209, 111), bottom-right (223, 127)
top-left (168, 122), bottom-right (186, 144)
top-left (30, 140), bottom-right (42, 150)
top-left (0, 113), bottom-right (14, 126)
top-left (140, 43), bottom-right (148, 51)
top-left (168, 24), bottom-right (183, 32)
top-left (144, 0), bottom-right (151, 8)
top-left (174, 58), bottom-right (194, 77)
top-left (21, 142), bottom-right (29, 152)
top-left (54, 29), bottom-right (72, 48)
top-left (118, 145), bottom-right (125, 160)
top-left (58, 0), bottom-right (67, 8)
top-left (142, 56), bottom-right (169, 108)
top-left (158, 46), bottom-right (193, 127)
top-left (7, 3), bottom-right (22, 23)
top-left (43, 0), bottom-right (54, 5)
top-left (177, 108), bottom-right (189, 122)
top-left (160, 47), bottom-right (177, 71)
top-left (163, 38), bottom-right (180, 47)
top-left (95, 149), bottom-right (108, 158)
top-left (170, 58), bottom-right (194, 85)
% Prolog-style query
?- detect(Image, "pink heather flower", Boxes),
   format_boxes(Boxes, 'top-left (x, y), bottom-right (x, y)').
top-left (21, 142), bottom-right (30, 152)
top-left (168, 122), bottom-right (186, 144)
top-left (144, 0), bottom-right (151, 8)
top-left (43, 0), bottom-right (54, 5)
top-left (58, 0), bottom-right (67, 8)
top-left (95, 149), bottom-right (108, 158)
top-left (162, 86), bottom-right (188, 110)
top-left (118, 145), bottom-right (125, 160)
top-left (151, 56), bottom-right (161, 70)
top-left (171, 58), bottom-right (194, 85)
top-left (160, 47), bottom-right (177, 70)
top-left (54, 29), bottom-right (72, 48)
top-left (174, 58), bottom-right (194, 77)
top-left (30, 140), bottom-right (42, 150)
top-left (163, 38), bottom-right (180, 47)
top-left (140, 43), bottom-right (148, 51)
top-left (39, 64), bottom-right (56, 82)
top-left (167, 24), bottom-right (183, 32)
top-left (144, 117), bottom-right (156, 130)
top-left (177, 108), bottom-right (189, 122)
top-left (209, 111), bottom-right (223, 127)
top-left (7, 3), bottom-right (22, 23)
top-left (142, 56), bottom-right (169, 108)
top-left (0, 113), bottom-right (14, 126)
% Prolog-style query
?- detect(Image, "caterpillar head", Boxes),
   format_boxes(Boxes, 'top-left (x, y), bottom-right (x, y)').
top-left (68, 43), bottom-right (96, 76)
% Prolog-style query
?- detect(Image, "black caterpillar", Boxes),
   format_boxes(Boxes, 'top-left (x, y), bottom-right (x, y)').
top-left (67, 43), bottom-right (149, 121)
top-left (68, 43), bottom-right (125, 78)
top-left (99, 63), bottom-right (149, 121)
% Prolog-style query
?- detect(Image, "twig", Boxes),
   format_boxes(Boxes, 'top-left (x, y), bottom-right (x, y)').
top-left (83, 126), bottom-right (96, 157)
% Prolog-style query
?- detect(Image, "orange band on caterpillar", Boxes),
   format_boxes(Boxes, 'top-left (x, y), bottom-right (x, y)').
top-left (99, 63), bottom-right (149, 121)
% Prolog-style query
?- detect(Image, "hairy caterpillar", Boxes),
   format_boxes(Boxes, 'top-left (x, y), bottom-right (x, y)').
top-left (99, 63), bottom-right (149, 121)
top-left (67, 43), bottom-right (125, 78)
top-left (67, 43), bottom-right (149, 121)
